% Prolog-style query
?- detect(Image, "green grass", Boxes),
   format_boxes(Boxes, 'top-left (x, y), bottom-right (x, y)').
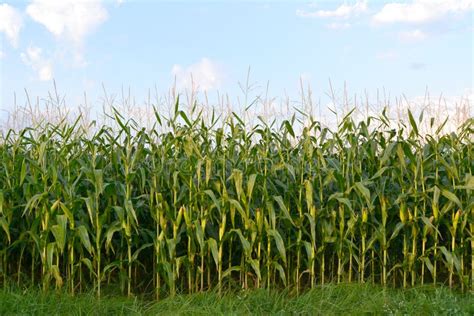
top-left (0, 284), bottom-right (472, 315)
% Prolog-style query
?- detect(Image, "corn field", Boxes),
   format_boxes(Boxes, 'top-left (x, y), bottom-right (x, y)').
top-left (0, 104), bottom-right (473, 298)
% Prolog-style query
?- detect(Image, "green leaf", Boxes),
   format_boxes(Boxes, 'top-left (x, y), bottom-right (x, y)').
top-left (440, 246), bottom-right (461, 272)
top-left (204, 190), bottom-right (221, 212)
top-left (423, 257), bottom-right (434, 276)
top-left (274, 196), bottom-right (295, 226)
top-left (208, 238), bottom-right (219, 267)
top-left (94, 169), bottom-right (104, 194)
top-left (246, 174), bottom-right (257, 201)
top-left (105, 222), bottom-right (122, 251)
top-left (178, 110), bottom-right (192, 128)
top-left (195, 219), bottom-right (205, 249)
top-left (305, 180), bottom-right (313, 210)
top-left (304, 213), bottom-right (316, 243)
top-left (231, 169), bottom-right (244, 201)
top-left (47, 242), bottom-right (55, 268)
top-left (407, 109), bottom-right (419, 136)
top-left (302, 240), bottom-right (314, 261)
top-left (389, 222), bottom-right (405, 242)
top-left (0, 216), bottom-right (10, 243)
top-left (268, 229), bottom-right (287, 264)
top-left (125, 199), bottom-right (138, 225)
top-left (380, 142), bottom-right (396, 166)
top-left (329, 193), bottom-right (353, 212)
top-left (22, 192), bottom-right (47, 216)
top-left (132, 243), bottom-right (153, 261)
top-left (59, 203), bottom-right (74, 227)
top-left (441, 189), bottom-right (462, 208)
top-left (370, 167), bottom-right (389, 180)
top-left (420, 216), bottom-right (441, 237)
top-left (222, 266), bottom-right (241, 279)
top-left (273, 262), bottom-right (287, 286)
top-left (20, 159), bottom-right (27, 185)
top-left (249, 259), bottom-right (261, 280)
top-left (232, 229), bottom-right (251, 256)
top-left (51, 265), bottom-right (63, 287)
top-left (51, 215), bottom-right (67, 253)
top-left (82, 196), bottom-right (95, 227)
top-left (283, 120), bottom-right (295, 138)
top-left (81, 258), bottom-right (95, 276)
top-left (103, 261), bottom-right (120, 275)
top-left (76, 225), bottom-right (92, 254)
top-left (174, 95), bottom-right (180, 116)
top-left (354, 182), bottom-right (371, 205)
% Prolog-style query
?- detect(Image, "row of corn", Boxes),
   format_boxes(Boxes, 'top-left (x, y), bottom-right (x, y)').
top-left (0, 106), bottom-right (472, 298)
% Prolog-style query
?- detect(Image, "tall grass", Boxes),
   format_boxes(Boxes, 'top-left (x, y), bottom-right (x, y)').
top-left (0, 98), bottom-right (472, 298)
top-left (1, 284), bottom-right (473, 315)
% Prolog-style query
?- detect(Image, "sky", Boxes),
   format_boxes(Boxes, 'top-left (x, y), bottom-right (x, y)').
top-left (0, 0), bottom-right (473, 120)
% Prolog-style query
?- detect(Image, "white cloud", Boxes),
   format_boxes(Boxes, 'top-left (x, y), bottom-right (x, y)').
top-left (297, 1), bottom-right (368, 19)
top-left (26, 0), bottom-right (108, 46)
top-left (171, 58), bottom-right (224, 91)
top-left (21, 46), bottom-right (53, 81)
top-left (373, 0), bottom-right (473, 24)
top-left (0, 50), bottom-right (4, 59)
top-left (0, 4), bottom-right (22, 47)
top-left (399, 29), bottom-right (427, 41)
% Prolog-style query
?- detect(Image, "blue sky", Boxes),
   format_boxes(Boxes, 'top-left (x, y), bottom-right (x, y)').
top-left (0, 0), bottom-right (473, 116)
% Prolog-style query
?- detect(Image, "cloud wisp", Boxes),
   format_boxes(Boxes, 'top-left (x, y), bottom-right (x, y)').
top-left (297, 1), bottom-right (368, 19)
top-left (21, 46), bottom-right (53, 81)
top-left (373, 0), bottom-right (473, 24)
top-left (26, 0), bottom-right (108, 46)
top-left (297, 1), bottom-right (472, 38)
top-left (296, 1), bottom-right (368, 31)
top-left (0, 3), bottom-right (23, 47)
top-left (26, 0), bottom-right (108, 66)
top-left (171, 58), bottom-right (225, 92)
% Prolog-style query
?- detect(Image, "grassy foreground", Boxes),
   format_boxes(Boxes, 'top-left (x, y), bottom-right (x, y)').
top-left (0, 284), bottom-right (472, 315)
